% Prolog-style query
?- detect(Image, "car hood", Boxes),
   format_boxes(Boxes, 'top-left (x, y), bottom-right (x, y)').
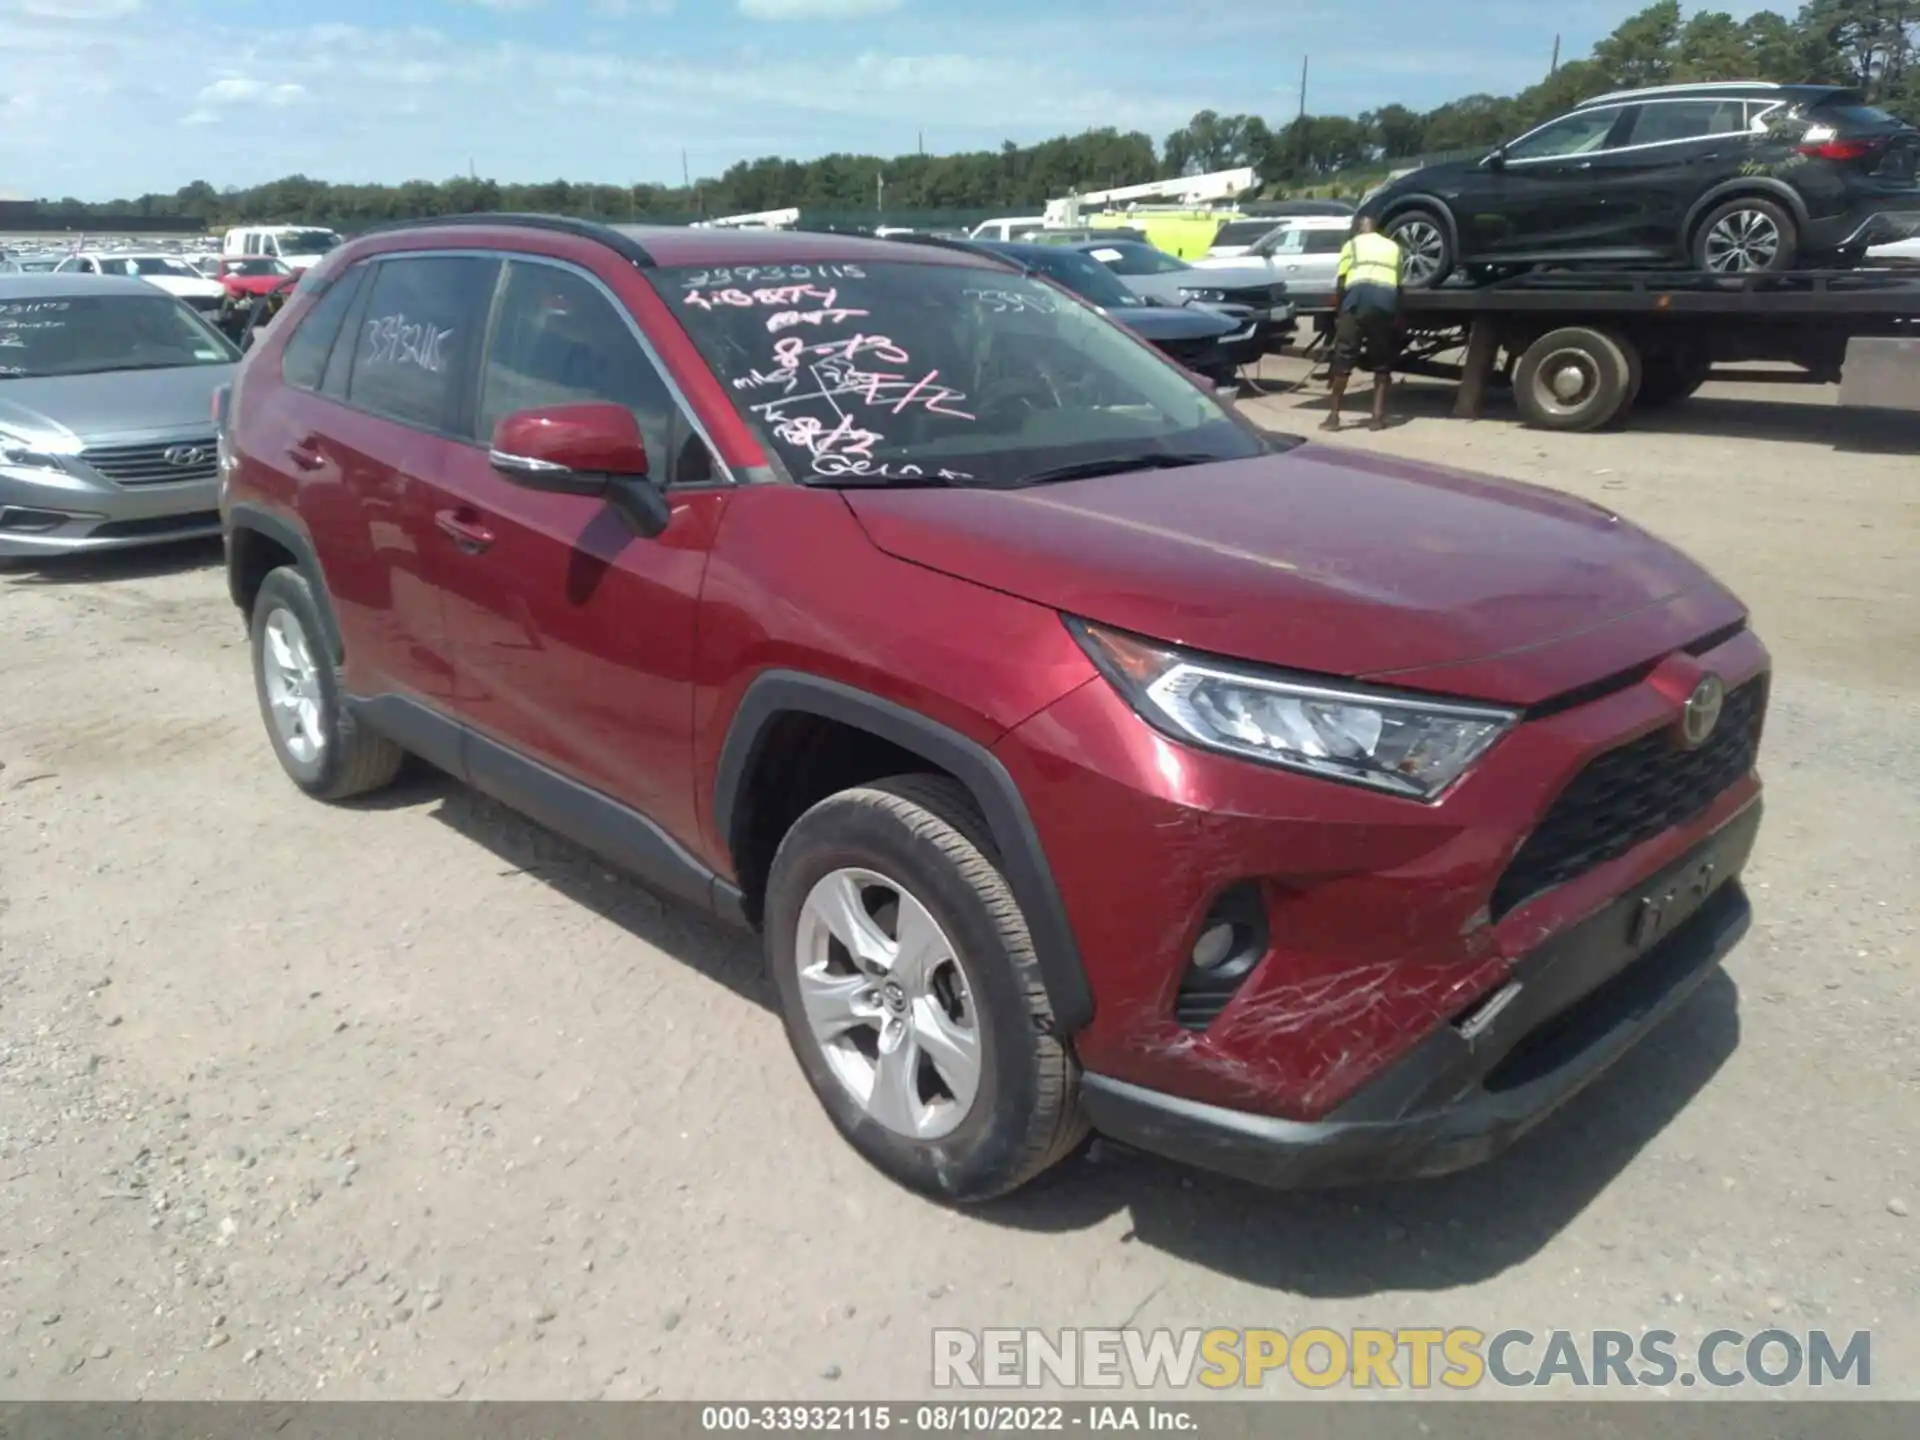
top-left (1175, 260), bottom-right (1276, 290)
top-left (1370, 162), bottom-right (1478, 206)
top-left (1108, 305), bottom-right (1237, 341)
top-left (0, 365), bottom-right (235, 446)
top-left (845, 445), bottom-right (1746, 706)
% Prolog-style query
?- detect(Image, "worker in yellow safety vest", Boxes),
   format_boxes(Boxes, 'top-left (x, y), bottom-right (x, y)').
top-left (1323, 217), bottom-right (1403, 432)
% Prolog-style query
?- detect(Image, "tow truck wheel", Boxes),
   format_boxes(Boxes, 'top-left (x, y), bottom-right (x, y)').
top-left (1512, 327), bottom-right (1636, 432)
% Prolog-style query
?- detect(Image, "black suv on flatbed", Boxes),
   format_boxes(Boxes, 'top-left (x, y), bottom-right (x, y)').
top-left (1362, 81), bottom-right (1920, 287)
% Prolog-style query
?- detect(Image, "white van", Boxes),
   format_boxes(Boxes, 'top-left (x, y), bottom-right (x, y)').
top-left (967, 216), bottom-right (1046, 242)
top-left (221, 225), bottom-right (344, 273)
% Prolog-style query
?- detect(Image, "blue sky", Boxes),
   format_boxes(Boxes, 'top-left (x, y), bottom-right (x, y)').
top-left (2, 0), bottom-right (1766, 200)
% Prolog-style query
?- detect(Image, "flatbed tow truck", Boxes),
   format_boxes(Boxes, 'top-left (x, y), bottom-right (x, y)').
top-left (1309, 264), bottom-right (1920, 431)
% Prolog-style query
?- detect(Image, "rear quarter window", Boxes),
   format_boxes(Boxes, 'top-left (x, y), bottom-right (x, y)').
top-left (280, 266), bottom-right (367, 393)
top-left (343, 255), bottom-right (499, 434)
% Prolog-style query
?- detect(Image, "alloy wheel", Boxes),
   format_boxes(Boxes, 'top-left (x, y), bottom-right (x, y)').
top-left (1392, 219), bottom-right (1447, 285)
top-left (794, 867), bottom-right (983, 1141)
top-left (1703, 209), bottom-right (1782, 272)
top-left (260, 606), bottom-right (326, 765)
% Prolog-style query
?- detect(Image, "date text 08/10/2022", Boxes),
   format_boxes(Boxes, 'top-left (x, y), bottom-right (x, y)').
top-left (700, 1405), bottom-right (1196, 1432)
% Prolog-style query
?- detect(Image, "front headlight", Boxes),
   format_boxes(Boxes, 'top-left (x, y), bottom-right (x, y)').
top-left (1071, 621), bottom-right (1518, 801)
top-left (0, 435), bottom-right (66, 472)
top-left (1179, 286), bottom-right (1228, 303)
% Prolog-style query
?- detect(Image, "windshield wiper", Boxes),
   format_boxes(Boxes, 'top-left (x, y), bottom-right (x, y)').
top-left (1012, 452), bottom-right (1218, 488)
top-left (799, 470), bottom-right (963, 490)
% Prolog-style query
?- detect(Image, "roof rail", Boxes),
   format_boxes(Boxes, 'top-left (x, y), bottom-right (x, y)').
top-left (357, 212), bottom-right (655, 267)
top-left (1576, 80), bottom-right (1782, 107)
top-left (887, 233), bottom-right (1024, 270)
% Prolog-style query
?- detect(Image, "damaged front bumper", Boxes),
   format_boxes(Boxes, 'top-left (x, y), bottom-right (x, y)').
top-left (1081, 800), bottom-right (1760, 1189)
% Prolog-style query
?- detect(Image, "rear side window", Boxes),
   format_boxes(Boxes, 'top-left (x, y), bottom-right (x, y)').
top-left (280, 266), bottom-right (366, 393)
top-left (345, 255), bottom-right (499, 433)
top-left (477, 259), bottom-right (678, 465)
top-left (1626, 99), bottom-right (1747, 146)
top-left (1213, 221), bottom-right (1276, 249)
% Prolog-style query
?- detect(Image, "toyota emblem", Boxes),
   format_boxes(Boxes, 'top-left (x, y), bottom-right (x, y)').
top-left (164, 445), bottom-right (212, 467)
top-left (1678, 674), bottom-right (1725, 750)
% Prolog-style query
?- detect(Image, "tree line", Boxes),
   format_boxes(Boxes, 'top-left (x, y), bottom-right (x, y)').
top-left (28, 0), bottom-right (1918, 230)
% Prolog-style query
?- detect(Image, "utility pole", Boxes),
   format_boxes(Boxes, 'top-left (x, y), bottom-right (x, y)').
top-left (876, 168), bottom-right (886, 213)
top-left (1298, 55), bottom-right (1309, 122)
top-left (917, 130), bottom-right (924, 156)
top-left (681, 149), bottom-right (690, 190)
top-left (1549, 34), bottom-right (1560, 76)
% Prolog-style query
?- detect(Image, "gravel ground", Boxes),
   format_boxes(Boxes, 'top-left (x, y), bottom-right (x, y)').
top-left (1, 365), bottom-right (1915, 1401)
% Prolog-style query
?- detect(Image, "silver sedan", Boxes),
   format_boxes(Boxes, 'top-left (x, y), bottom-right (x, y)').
top-left (1, 273), bottom-right (238, 560)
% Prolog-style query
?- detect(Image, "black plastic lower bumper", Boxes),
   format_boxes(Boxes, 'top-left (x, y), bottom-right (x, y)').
top-left (1082, 800), bottom-right (1761, 1190)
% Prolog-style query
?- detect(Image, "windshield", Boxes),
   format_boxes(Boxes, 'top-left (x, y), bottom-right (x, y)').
top-left (1087, 242), bottom-right (1191, 276)
top-left (1015, 248), bottom-right (1147, 309)
top-left (98, 256), bottom-right (199, 279)
top-left (652, 261), bottom-right (1260, 488)
top-left (0, 295), bottom-right (238, 378)
top-left (1212, 220), bottom-right (1278, 249)
top-left (282, 230), bottom-right (342, 254)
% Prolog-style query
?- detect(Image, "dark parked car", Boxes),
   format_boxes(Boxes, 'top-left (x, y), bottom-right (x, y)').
top-left (220, 216), bottom-right (1768, 1202)
top-left (957, 238), bottom-right (1261, 386)
top-left (1070, 239), bottom-right (1294, 348)
top-left (1360, 81), bottom-right (1920, 287)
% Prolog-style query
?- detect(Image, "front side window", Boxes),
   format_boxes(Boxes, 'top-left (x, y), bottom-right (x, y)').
top-left (0, 294), bottom-right (237, 378)
top-left (281, 229), bottom-right (344, 255)
top-left (343, 255), bottom-right (498, 433)
top-left (477, 260), bottom-right (678, 460)
top-left (1087, 243), bottom-right (1190, 276)
top-left (651, 259), bottom-right (1261, 490)
top-left (1625, 99), bottom-right (1746, 146)
top-left (1505, 108), bottom-right (1622, 160)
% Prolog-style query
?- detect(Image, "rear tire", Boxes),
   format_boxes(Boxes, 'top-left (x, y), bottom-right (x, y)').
top-left (1384, 207), bottom-right (1453, 289)
top-left (1691, 197), bottom-right (1800, 274)
top-left (1512, 327), bottom-right (1636, 432)
top-left (1635, 346), bottom-right (1713, 408)
top-left (764, 775), bottom-right (1086, 1203)
top-left (249, 566), bottom-right (404, 801)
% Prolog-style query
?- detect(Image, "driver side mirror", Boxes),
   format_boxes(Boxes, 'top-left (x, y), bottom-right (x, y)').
top-left (489, 402), bottom-right (672, 539)
top-left (1484, 146), bottom-right (1508, 170)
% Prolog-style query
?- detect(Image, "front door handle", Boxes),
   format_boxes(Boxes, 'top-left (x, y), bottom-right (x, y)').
top-left (287, 441), bottom-right (324, 472)
top-left (434, 508), bottom-right (496, 554)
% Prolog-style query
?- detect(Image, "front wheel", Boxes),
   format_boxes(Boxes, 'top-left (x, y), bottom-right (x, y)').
top-left (1512, 326), bottom-right (1637, 432)
top-left (1385, 208), bottom-right (1454, 289)
top-left (764, 775), bottom-right (1086, 1202)
top-left (1692, 197), bottom-right (1800, 274)
top-left (249, 566), bottom-right (404, 800)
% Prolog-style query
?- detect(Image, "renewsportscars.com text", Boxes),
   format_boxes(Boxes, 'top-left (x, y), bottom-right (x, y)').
top-left (932, 1327), bottom-right (1872, 1391)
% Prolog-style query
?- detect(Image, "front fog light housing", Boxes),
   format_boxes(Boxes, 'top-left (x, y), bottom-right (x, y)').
top-left (1070, 619), bottom-right (1518, 801)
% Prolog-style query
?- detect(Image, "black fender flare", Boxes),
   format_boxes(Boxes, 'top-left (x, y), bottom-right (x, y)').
top-left (1681, 179), bottom-right (1812, 249)
top-left (714, 671), bottom-right (1095, 1034)
top-left (1377, 193), bottom-right (1461, 254)
top-left (223, 502), bottom-right (345, 664)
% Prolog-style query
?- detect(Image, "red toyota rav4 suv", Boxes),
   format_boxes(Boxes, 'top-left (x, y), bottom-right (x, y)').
top-left (216, 216), bottom-right (1767, 1202)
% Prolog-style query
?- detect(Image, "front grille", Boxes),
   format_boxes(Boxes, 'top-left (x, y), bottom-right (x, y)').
top-left (82, 438), bottom-right (219, 487)
top-left (1489, 676), bottom-right (1766, 920)
top-left (1155, 335), bottom-right (1220, 366)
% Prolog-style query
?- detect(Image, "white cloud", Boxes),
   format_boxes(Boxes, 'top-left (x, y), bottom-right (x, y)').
top-left (736, 0), bottom-right (902, 19)
top-left (591, 0), bottom-right (678, 14)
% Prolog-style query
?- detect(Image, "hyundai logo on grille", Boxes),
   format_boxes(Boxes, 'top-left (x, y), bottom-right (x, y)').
top-left (164, 445), bottom-right (214, 468)
top-left (1679, 674), bottom-right (1726, 750)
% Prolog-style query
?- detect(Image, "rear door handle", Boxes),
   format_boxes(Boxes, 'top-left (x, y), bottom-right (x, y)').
top-left (435, 507), bottom-right (496, 554)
